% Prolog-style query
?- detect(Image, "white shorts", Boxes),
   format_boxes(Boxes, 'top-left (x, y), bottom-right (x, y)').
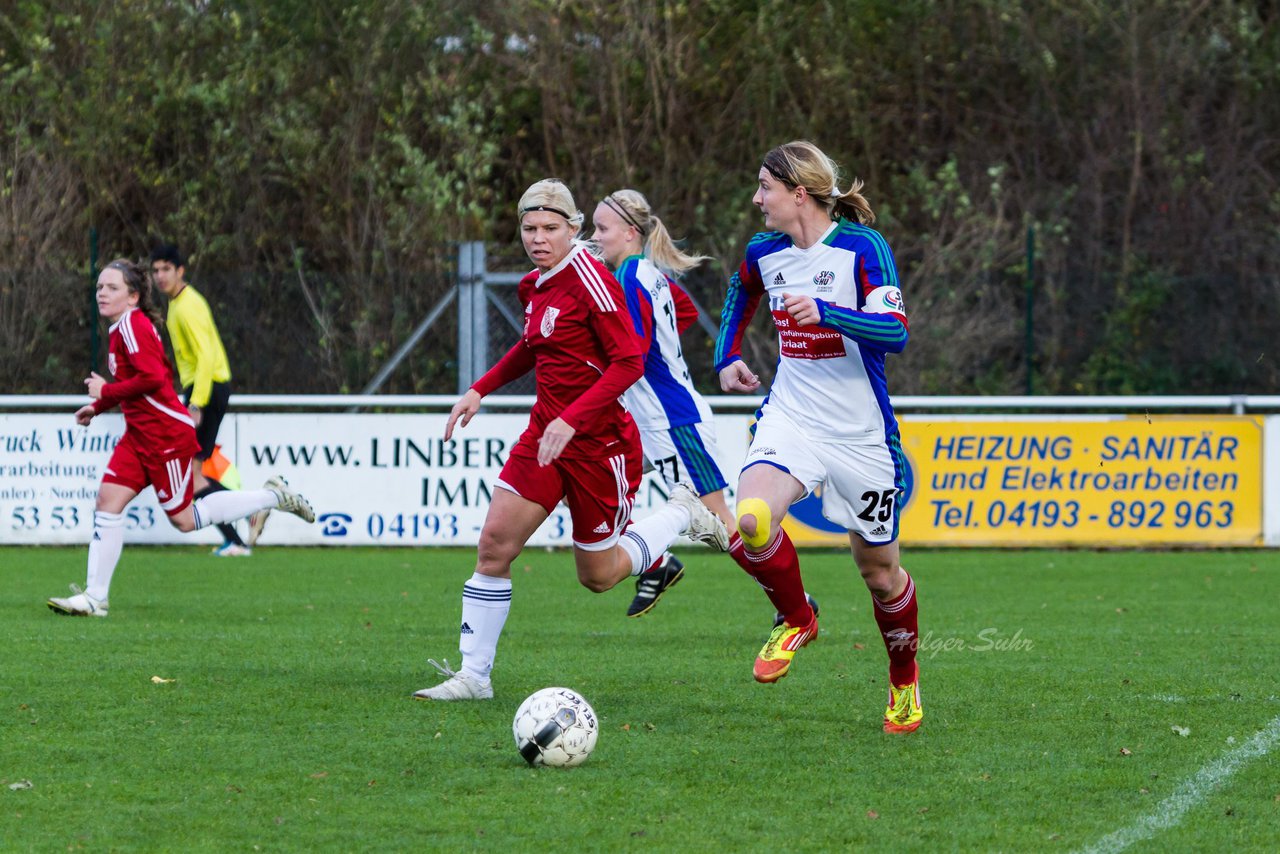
top-left (639, 421), bottom-right (728, 497)
top-left (742, 406), bottom-right (904, 544)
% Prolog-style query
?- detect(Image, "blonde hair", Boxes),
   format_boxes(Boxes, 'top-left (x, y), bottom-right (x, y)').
top-left (761, 140), bottom-right (875, 225)
top-left (518, 178), bottom-right (584, 234)
top-left (600, 189), bottom-right (711, 275)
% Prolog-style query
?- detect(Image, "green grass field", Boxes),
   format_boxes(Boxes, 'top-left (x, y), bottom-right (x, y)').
top-left (3, 546), bottom-right (1278, 851)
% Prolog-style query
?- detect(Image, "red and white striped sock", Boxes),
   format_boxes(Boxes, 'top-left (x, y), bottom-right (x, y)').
top-left (873, 571), bottom-right (919, 687)
top-left (730, 530), bottom-right (813, 626)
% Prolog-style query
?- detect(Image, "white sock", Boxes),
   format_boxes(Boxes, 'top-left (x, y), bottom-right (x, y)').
top-left (458, 572), bottom-right (512, 680)
top-left (192, 489), bottom-right (277, 529)
top-left (85, 511), bottom-right (125, 602)
top-left (619, 504), bottom-right (690, 575)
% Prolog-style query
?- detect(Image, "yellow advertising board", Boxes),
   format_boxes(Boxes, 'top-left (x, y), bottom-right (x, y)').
top-left (782, 416), bottom-right (1263, 547)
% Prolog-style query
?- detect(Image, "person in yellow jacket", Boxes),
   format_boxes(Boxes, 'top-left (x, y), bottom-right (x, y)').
top-left (151, 243), bottom-right (263, 555)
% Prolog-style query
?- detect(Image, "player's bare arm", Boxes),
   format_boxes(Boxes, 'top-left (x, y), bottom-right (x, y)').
top-left (444, 388), bottom-right (482, 441)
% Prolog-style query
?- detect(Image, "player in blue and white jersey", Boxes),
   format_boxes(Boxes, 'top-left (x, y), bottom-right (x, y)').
top-left (715, 141), bottom-right (922, 733)
top-left (591, 190), bottom-right (729, 617)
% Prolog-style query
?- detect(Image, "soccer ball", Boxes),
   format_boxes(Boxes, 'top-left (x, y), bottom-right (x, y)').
top-left (512, 687), bottom-right (598, 767)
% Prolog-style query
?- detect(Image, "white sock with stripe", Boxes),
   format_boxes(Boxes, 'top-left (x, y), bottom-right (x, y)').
top-left (85, 511), bottom-right (125, 602)
top-left (458, 573), bottom-right (512, 681)
top-left (619, 503), bottom-right (690, 576)
top-left (192, 489), bottom-right (277, 529)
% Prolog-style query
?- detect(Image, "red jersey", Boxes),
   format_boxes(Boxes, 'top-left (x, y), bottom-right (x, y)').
top-left (93, 308), bottom-right (200, 458)
top-left (472, 244), bottom-right (644, 459)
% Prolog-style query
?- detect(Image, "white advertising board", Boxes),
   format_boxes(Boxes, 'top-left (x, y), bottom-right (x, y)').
top-left (4, 409), bottom-right (1275, 547)
top-left (0, 412), bottom-right (749, 547)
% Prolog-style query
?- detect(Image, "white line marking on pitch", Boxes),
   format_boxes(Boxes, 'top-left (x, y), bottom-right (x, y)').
top-left (1076, 714), bottom-right (1280, 854)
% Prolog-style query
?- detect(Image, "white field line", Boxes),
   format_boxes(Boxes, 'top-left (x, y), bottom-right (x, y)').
top-left (1076, 714), bottom-right (1280, 854)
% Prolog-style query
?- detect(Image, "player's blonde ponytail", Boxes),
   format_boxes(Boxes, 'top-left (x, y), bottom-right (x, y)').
top-left (761, 141), bottom-right (876, 225)
top-left (602, 189), bottom-right (711, 276)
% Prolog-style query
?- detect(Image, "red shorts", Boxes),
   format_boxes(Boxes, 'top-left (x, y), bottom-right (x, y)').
top-left (496, 437), bottom-right (642, 550)
top-left (102, 433), bottom-right (195, 516)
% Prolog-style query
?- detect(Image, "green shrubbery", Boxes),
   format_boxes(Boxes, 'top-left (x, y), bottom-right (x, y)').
top-left (2, 1), bottom-right (1276, 395)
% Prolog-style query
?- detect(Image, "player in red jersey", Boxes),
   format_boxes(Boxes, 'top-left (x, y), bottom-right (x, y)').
top-left (414, 180), bottom-right (730, 701)
top-left (46, 259), bottom-right (316, 618)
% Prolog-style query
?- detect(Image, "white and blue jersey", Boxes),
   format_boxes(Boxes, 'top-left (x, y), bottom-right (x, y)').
top-left (715, 218), bottom-right (908, 445)
top-left (618, 255), bottom-right (727, 496)
top-left (619, 256), bottom-right (713, 431)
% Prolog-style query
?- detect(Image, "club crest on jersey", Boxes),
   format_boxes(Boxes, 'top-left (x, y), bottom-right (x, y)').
top-left (108, 353), bottom-right (117, 374)
top-left (540, 306), bottom-right (560, 337)
top-left (813, 270), bottom-right (835, 293)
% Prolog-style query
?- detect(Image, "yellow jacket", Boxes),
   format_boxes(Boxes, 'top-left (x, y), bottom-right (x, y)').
top-left (165, 284), bottom-right (231, 407)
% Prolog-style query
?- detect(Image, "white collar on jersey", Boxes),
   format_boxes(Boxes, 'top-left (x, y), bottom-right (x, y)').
top-left (107, 306), bottom-right (135, 335)
top-left (534, 241), bottom-right (590, 287)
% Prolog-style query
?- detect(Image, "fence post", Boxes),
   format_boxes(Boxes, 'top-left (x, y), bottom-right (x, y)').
top-left (89, 227), bottom-right (99, 374)
top-left (1025, 225), bottom-right (1035, 396)
top-left (457, 241), bottom-right (490, 393)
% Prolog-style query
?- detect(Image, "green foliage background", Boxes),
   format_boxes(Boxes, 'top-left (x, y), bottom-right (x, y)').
top-left (2, 1), bottom-right (1277, 395)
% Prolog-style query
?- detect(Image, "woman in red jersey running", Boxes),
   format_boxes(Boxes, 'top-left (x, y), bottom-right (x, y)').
top-left (415, 180), bottom-right (728, 702)
top-left (46, 259), bottom-right (315, 618)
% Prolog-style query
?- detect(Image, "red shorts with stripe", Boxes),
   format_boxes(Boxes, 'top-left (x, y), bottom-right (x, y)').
top-left (496, 436), bottom-right (642, 550)
top-left (102, 432), bottom-right (195, 516)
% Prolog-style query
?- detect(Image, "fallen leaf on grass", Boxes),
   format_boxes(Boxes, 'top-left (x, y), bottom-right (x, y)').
top-left (1119, 747), bottom-right (1132, 756)
top-left (1171, 725), bottom-right (1190, 737)
top-left (866, 810), bottom-right (879, 819)
top-left (853, 643), bottom-right (865, 651)
top-left (309, 772), bottom-right (328, 779)
top-left (150, 676), bottom-right (175, 684)
top-left (8, 780), bottom-right (33, 791)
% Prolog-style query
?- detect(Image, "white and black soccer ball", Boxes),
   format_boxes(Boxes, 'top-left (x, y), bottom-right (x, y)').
top-left (512, 687), bottom-right (598, 767)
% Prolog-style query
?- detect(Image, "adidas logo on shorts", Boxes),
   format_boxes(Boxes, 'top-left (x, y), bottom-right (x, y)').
top-left (592, 521), bottom-right (610, 534)
top-left (869, 524), bottom-right (888, 537)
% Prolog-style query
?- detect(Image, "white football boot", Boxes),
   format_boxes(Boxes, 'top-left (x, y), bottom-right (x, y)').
top-left (247, 509), bottom-right (270, 546)
top-left (413, 659), bottom-right (493, 701)
top-left (264, 475), bottom-right (316, 524)
top-left (668, 482), bottom-right (730, 551)
top-left (47, 585), bottom-right (108, 617)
